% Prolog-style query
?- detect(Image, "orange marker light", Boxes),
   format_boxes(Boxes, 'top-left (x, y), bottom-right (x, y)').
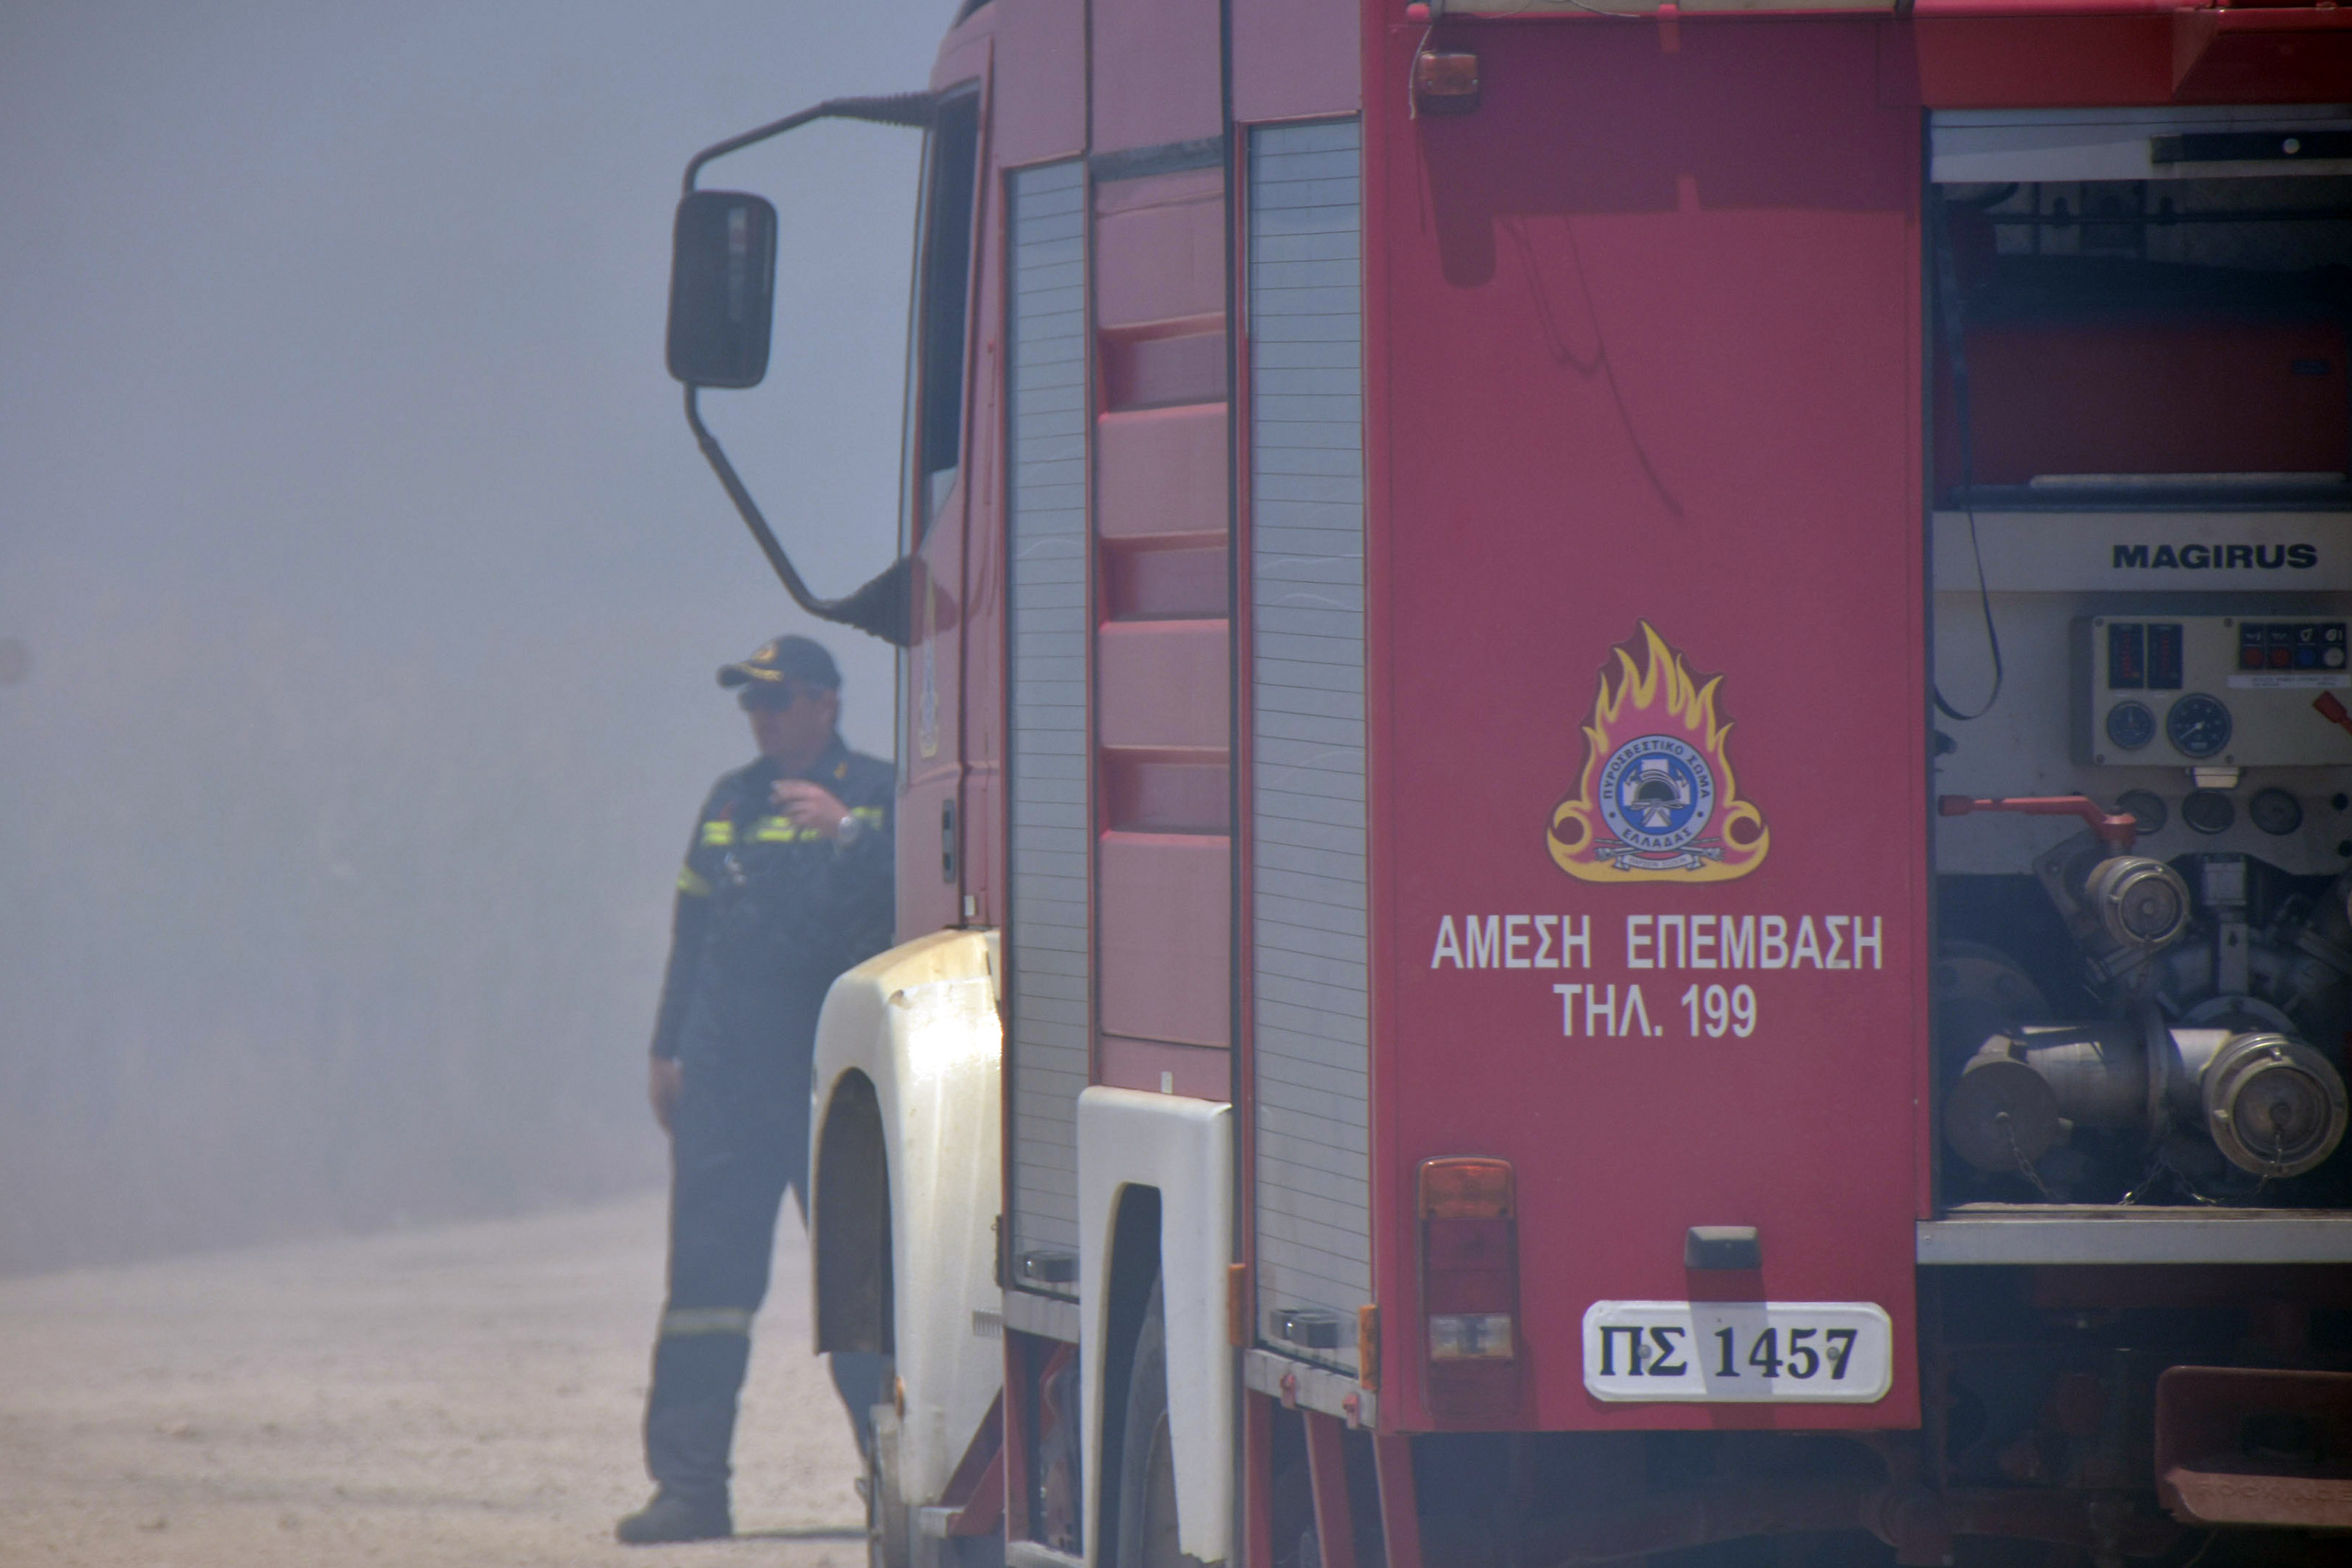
top-left (1412, 48), bottom-right (1482, 116)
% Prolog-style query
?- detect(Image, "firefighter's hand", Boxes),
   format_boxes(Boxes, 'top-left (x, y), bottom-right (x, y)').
top-left (771, 779), bottom-right (851, 839)
top-left (648, 1056), bottom-right (683, 1135)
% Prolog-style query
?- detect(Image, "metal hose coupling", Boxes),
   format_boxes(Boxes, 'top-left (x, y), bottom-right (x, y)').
top-left (1945, 1020), bottom-right (2349, 1179)
top-left (2081, 855), bottom-right (2191, 953)
top-left (2201, 1032), bottom-right (2349, 1178)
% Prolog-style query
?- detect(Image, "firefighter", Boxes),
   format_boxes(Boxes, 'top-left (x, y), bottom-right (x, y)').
top-left (617, 634), bottom-right (893, 1546)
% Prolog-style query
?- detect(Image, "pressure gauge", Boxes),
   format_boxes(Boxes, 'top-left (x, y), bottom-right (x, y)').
top-left (2166, 693), bottom-right (2233, 759)
top-left (2183, 789), bottom-right (2236, 835)
top-left (2116, 790), bottom-right (2167, 835)
top-left (2250, 787), bottom-right (2304, 837)
top-left (2104, 701), bottom-right (2156, 752)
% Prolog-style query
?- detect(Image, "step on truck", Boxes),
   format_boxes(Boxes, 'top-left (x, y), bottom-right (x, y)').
top-left (662, 3), bottom-right (2352, 1565)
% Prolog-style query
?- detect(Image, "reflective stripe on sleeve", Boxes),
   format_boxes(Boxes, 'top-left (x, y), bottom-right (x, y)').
top-left (659, 1306), bottom-right (754, 1338)
top-left (752, 816), bottom-right (816, 843)
top-left (676, 865), bottom-right (712, 897)
top-left (699, 820), bottom-right (735, 848)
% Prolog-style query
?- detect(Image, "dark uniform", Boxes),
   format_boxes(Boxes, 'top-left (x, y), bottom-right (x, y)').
top-left (633, 646), bottom-right (895, 1533)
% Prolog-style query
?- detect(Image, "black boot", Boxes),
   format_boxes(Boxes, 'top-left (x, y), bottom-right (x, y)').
top-left (640, 1333), bottom-right (750, 1538)
top-left (615, 1486), bottom-right (731, 1544)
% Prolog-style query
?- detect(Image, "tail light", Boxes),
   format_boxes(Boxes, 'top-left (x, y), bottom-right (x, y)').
top-left (1417, 1157), bottom-right (1522, 1418)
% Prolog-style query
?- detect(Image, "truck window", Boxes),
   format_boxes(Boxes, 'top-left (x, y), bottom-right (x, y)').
top-left (915, 91), bottom-right (981, 534)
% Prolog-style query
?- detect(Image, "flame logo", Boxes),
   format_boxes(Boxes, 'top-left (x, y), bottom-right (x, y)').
top-left (1548, 624), bottom-right (1770, 883)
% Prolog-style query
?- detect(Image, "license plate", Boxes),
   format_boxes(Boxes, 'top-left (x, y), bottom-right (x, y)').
top-left (1581, 1300), bottom-right (1893, 1403)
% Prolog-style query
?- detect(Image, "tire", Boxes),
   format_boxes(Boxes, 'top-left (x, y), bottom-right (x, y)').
top-left (868, 1399), bottom-right (911, 1568)
top-left (1113, 1278), bottom-right (1201, 1568)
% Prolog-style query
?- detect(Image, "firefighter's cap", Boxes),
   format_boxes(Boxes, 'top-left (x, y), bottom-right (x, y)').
top-left (717, 634), bottom-right (841, 691)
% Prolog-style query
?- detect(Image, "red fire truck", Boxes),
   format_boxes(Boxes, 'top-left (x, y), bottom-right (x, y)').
top-left (664, 2), bottom-right (2352, 1564)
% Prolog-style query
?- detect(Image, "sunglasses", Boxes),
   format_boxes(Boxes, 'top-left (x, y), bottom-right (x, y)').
top-left (738, 683), bottom-right (814, 713)
top-left (743, 682), bottom-right (809, 714)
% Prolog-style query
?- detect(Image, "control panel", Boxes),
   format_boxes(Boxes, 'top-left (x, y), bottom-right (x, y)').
top-left (2076, 616), bottom-right (2352, 767)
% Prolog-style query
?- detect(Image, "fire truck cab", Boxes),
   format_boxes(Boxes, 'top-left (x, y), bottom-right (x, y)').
top-left (666, 2), bottom-right (2352, 1564)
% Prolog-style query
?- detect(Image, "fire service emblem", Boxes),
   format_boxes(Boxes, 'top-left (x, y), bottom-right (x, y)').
top-left (1548, 624), bottom-right (1770, 883)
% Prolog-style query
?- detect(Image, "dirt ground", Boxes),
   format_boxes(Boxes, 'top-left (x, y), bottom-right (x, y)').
top-left (0, 1193), bottom-right (867, 1567)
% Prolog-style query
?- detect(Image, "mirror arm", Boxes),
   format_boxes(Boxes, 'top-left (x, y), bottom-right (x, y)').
top-left (678, 90), bottom-right (934, 648)
top-left (682, 92), bottom-right (938, 194)
top-left (684, 386), bottom-right (911, 646)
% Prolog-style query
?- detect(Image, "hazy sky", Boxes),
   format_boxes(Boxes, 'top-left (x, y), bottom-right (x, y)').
top-left (2, 0), bottom-right (953, 736)
top-left (0, 0), bottom-right (959, 1269)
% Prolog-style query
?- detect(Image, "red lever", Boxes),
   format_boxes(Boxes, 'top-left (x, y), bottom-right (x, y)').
top-left (2315, 692), bottom-right (2352, 738)
top-left (1937, 794), bottom-right (2139, 849)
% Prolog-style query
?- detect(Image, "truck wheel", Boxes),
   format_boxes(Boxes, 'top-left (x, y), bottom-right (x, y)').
top-left (867, 1399), bottom-right (911, 1568)
top-left (1114, 1278), bottom-right (1200, 1568)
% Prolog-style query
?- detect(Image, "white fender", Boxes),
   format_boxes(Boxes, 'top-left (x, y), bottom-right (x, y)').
top-left (1079, 1085), bottom-right (1233, 1566)
top-left (812, 928), bottom-right (1003, 1506)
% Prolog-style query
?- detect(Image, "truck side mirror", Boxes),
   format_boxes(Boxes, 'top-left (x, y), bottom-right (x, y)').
top-left (665, 190), bottom-right (778, 389)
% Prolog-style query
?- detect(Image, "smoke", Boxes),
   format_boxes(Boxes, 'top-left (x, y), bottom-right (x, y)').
top-left (0, 0), bottom-right (950, 1271)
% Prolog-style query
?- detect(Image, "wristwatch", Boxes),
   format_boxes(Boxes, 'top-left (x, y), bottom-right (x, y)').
top-left (835, 812), bottom-right (866, 848)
